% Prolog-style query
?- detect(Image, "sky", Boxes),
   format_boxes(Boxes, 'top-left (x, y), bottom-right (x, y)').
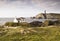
top-left (0, 0), bottom-right (60, 17)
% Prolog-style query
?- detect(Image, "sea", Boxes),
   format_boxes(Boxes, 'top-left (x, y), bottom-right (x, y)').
top-left (0, 18), bottom-right (14, 25)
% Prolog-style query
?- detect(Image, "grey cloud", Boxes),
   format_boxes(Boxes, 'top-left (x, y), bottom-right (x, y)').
top-left (33, 0), bottom-right (60, 11)
top-left (0, 0), bottom-right (60, 11)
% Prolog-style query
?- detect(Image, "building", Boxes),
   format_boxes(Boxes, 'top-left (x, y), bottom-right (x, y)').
top-left (13, 18), bottom-right (18, 23)
top-left (16, 13), bottom-right (60, 23)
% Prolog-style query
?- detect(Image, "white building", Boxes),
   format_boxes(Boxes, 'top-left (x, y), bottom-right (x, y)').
top-left (13, 18), bottom-right (18, 23)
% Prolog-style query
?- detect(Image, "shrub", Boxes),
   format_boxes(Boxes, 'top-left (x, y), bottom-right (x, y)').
top-left (4, 22), bottom-right (18, 27)
top-left (0, 26), bottom-right (4, 28)
top-left (20, 22), bottom-right (30, 27)
top-left (53, 20), bottom-right (60, 26)
top-left (29, 21), bottom-right (42, 27)
top-left (49, 21), bottom-right (55, 25)
top-left (49, 20), bottom-right (60, 26)
top-left (42, 20), bottom-right (49, 27)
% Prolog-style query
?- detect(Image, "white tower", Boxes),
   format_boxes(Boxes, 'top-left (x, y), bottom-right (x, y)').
top-left (13, 17), bottom-right (18, 23)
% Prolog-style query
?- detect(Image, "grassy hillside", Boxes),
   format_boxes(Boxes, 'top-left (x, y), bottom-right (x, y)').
top-left (0, 26), bottom-right (60, 41)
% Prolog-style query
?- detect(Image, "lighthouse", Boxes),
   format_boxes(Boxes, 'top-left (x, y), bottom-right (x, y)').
top-left (44, 10), bottom-right (47, 19)
top-left (43, 10), bottom-right (47, 19)
top-left (13, 17), bottom-right (18, 23)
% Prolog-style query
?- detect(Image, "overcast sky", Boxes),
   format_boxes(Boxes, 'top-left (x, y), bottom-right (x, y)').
top-left (0, 0), bottom-right (60, 17)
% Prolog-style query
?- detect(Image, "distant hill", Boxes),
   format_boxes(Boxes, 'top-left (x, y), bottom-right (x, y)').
top-left (35, 13), bottom-right (60, 19)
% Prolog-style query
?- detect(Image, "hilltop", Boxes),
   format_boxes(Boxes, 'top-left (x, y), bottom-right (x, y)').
top-left (35, 13), bottom-right (60, 19)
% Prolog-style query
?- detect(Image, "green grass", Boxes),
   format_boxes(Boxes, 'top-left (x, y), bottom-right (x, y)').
top-left (0, 26), bottom-right (60, 41)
